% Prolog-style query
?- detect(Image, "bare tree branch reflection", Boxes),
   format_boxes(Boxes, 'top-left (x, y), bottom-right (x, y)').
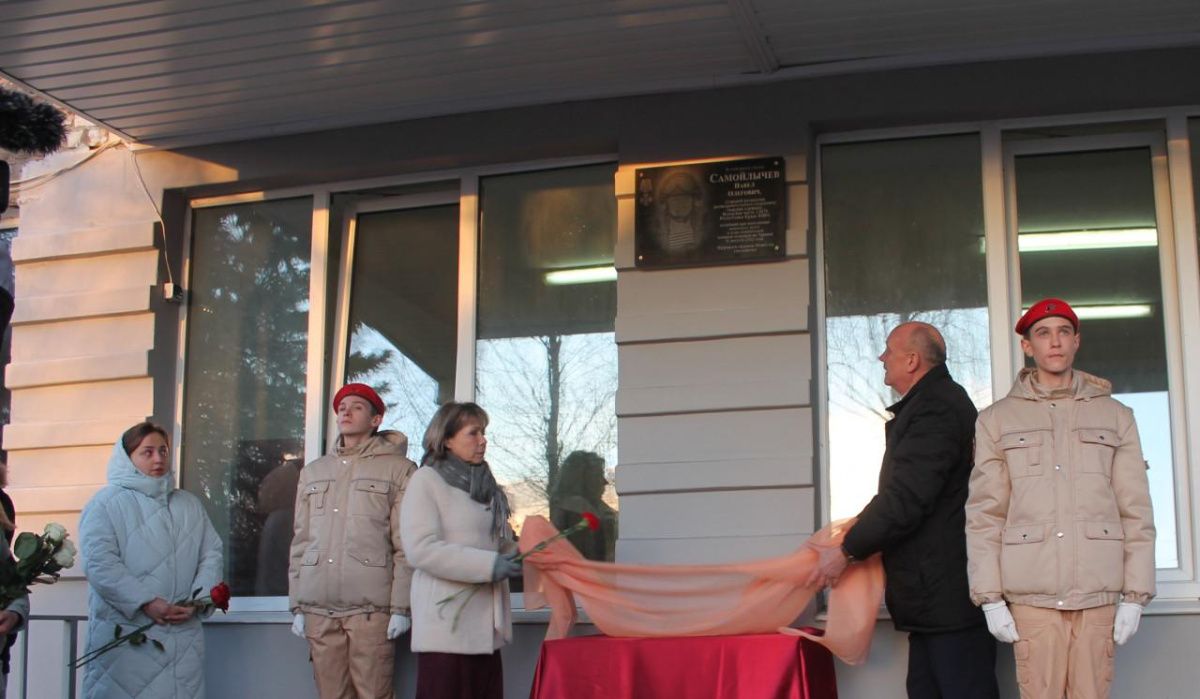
top-left (827, 308), bottom-right (992, 518)
top-left (477, 333), bottom-right (618, 519)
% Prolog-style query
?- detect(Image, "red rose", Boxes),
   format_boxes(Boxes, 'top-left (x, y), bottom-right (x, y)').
top-left (209, 582), bottom-right (231, 612)
top-left (582, 512), bottom-right (600, 531)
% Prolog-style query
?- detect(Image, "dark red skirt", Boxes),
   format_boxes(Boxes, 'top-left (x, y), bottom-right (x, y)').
top-left (415, 650), bottom-right (503, 699)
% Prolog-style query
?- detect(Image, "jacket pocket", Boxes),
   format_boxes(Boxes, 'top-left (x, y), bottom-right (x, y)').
top-left (1078, 521), bottom-right (1125, 592)
top-left (1000, 431), bottom-right (1044, 478)
top-left (295, 550), bottom-right (324, 604)
top-left (1003, 523), bottom-right (1047, 545)
top-left (345, 549), bottom-right (392, 608)
top-left (303, 480), bottom-right (332, 509)
top-left (1076, 428), bottom-right (1119, 477)
top-left (346, 550), bottom-right (389, 568)
top-left (350, 478), bottom-right (392, 520)
top-left (1082, 521), bottom-right (1123, 541)
top-left (1000, 523), bottom-right (1051, 595)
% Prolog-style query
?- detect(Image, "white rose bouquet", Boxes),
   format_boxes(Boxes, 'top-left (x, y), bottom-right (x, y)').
top-left (0, 522), bottom-right (77, 607)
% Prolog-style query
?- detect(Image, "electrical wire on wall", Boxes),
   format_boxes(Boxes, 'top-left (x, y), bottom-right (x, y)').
top-left (10, 135), bottom-right (178, 296)
top-left (7, 137), bottom-right (120, 191)
top-left (127, 143), bottom-right (176, 293)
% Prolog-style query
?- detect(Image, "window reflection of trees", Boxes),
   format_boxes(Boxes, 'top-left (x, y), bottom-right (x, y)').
top-left (827, 309), bottom-right (991, 520)
top-left (344, 321), bottom-right (441, 454)
top-left (182, 203), bottom-right (311, 597)
top-left (476, 331), bottom-right (618, 525)
top-left (475, 164), bottom-right (620, 565)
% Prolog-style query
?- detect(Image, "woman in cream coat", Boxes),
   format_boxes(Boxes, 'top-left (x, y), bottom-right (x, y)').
top-left (400, 402), bottom-right (522, 699)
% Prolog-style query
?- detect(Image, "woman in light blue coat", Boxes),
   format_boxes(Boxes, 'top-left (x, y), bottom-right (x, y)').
top-left (80, 422), bottom-right (223, 699)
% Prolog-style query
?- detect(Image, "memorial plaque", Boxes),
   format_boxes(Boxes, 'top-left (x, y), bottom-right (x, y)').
top-left (635, 157), bottom-right (786, 268)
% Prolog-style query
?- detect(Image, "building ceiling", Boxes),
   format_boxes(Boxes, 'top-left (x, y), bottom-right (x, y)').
top-left (2, 0), bottom-right (1199, 148)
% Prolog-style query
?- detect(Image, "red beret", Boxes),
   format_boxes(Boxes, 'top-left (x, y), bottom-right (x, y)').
top-left (333, 383), bottom-right (385, 415)
top-left (1015, 298), bottom-right (1079, 335)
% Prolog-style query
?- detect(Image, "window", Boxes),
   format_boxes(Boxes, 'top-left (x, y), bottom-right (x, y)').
top-left (1009, 141), bottom-right (1178, 567)
top-left (1192, 117), bottom-right (1200, 246)
top-left (339, 203), bottom-right (460, 450)
top-left (476, 164), bottom-right (619, 561)
top-left (820, 119), bottom-right (1200, 603)
top-left (181, 197), bottom-right (312, 597)
top-left (821, 135), bottom-right (993, 520)
top-left (179, 161), bottom-right (621, 600)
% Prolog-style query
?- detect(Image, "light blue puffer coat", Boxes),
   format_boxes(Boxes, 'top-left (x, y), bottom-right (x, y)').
top-left (79, 441), bottom-right (223, 699)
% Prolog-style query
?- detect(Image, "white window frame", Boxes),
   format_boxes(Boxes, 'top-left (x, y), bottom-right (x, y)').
top-left (176, 155), bottom-right (616, 619)
top-left (328, 192), bottom-right (461, 450)
top-left (816, 108), bottom-right (1200, 613)
top-left (1003, 132), bottom-right (1196, 594)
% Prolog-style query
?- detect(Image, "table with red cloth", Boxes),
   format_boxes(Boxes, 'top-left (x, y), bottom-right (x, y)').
top-left (528, 631), bottom-right (837, 699)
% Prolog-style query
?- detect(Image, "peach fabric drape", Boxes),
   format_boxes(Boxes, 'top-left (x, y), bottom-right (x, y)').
top-left (519, 516), bottom-right (885, 665)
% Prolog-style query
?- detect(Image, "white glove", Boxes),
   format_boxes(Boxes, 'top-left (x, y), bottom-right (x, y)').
top-left (386, 613), bottom-right (411, 639)
top-left (982, 601), bottom-right (1020, 643)
top-left (291, 613), bottom-right (305, 639)
top-left (1113, 602), bottom-right (1143, 646)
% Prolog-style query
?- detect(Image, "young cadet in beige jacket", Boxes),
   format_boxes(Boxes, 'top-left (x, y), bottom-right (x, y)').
top-left (289, 383), bottom-right (417, 699)
top-left (966, 298), bottom-right (1155, 699)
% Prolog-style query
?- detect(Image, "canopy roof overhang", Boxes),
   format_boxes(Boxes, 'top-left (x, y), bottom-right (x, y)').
top-left (2, 1), bottom-right (1200, 149)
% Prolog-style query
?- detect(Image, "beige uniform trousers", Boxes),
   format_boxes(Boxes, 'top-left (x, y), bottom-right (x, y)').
top-left (305, 612), bottom-right (395, 699)
top-left (1010, 604), bottom-right (1116, 699)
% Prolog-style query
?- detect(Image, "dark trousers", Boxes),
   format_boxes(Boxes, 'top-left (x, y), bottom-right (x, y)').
top-left (415, 650), bottom-right (503, 699)
top-left (907, 625), bottom-right (999, 699)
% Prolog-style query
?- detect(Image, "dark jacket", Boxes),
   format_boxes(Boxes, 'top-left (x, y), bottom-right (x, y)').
top-left (0, 489), bottom-right (14, 546)
top-left (842, 363), bottom-right (984, 633)
top-left (1, 487), bottom-right (15, 674)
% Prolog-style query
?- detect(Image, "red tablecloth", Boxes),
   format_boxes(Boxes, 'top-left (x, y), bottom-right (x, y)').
top-left (528, 632), bottom-right (837, 699)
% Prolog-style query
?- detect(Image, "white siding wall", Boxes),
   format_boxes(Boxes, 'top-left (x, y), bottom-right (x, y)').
top-left (7, 142), bottom-right (235, 538)
top-left (612, 156), bottom-right (816, 564)
top-left (7, 146), bottom-right (164, 542)
top-left (6, 208), bottom-right (157, 698)
top-left (6, 144), bottom-right (234, 698)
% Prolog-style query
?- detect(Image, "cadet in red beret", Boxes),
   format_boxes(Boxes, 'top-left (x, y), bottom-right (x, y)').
top-left (289, 383), bottom-right (417, 699)
top-left (333, 382), bottom-right (387, 417)
top-left (967, 299), bottom-right (1156, 698)
top-left (1014, 297), bottom-right (1079, 336)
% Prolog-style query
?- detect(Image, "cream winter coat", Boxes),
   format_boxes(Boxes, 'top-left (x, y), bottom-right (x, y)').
top-left (399, 465), bottom-right (513, 654)
top-left (966, 369), bottom-right (1156, 610)
top-left (289, 430), bottom-right (417, 616)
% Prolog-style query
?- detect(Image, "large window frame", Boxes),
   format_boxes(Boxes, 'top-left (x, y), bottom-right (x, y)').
top-left (176, 155), bottom-right (616, 618)
top-left (327, 192), bottom-right (462, 451)
top-left (816, 109), bottom-right (1200, 612)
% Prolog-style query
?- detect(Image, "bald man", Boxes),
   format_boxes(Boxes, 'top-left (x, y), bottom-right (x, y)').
top-left (813, 322), bottom-right (998, 698)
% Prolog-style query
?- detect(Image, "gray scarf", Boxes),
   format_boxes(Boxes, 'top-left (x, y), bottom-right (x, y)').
top-left (427, 454), bottom-right (511, 542)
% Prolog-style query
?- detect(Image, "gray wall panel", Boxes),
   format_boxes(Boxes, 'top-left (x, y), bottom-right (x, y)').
top-left (618, 487), bottom-right (814, 540)
top-left (616, 259), bottom-right (810, 343)
top-left (617, 334), bottom-right (812, 415)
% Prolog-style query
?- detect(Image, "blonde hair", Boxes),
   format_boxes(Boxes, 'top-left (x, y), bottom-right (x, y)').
top-left (421, 402), bottom-right (489, 466)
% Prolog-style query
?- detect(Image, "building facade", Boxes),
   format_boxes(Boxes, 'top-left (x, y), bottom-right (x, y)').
top-left (8, 45), bottom-right (1200, 698)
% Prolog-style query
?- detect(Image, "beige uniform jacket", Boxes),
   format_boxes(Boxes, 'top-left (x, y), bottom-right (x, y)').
top-left (289, 430), bottom-right (417, 616)
top-left (966, 369), bottom-right (1155, 610)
